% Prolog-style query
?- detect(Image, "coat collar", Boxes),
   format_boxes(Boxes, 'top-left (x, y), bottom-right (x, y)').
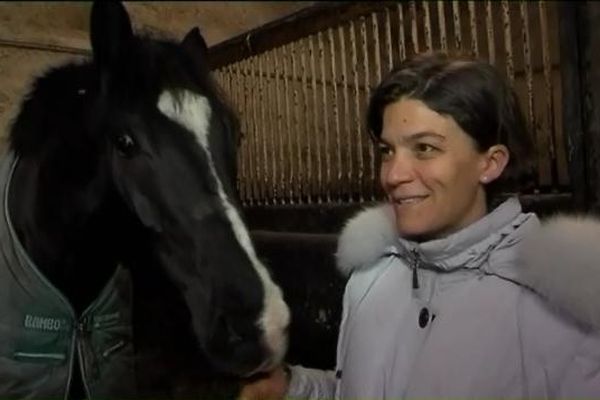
top-left (335, 197), bottom-right (537, 276)
top-left (396, 197), bottom-right (536, 272)
top-left (335, 197), bottom-right (600, 331)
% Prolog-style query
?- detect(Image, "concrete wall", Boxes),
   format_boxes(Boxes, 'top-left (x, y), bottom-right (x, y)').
top-left (0, 1), bottom-right (313, 152)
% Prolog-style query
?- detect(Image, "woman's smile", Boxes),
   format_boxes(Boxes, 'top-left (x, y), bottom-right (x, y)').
top-left (391, 195), bottom-right (429, 206)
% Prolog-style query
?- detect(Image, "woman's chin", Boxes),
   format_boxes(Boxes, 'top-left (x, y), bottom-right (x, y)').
top-left (395, 218), bottom-right (443, 242)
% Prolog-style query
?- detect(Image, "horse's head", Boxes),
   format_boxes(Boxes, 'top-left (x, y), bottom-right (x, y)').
top-left (81, 2), bottom-right (289, 376)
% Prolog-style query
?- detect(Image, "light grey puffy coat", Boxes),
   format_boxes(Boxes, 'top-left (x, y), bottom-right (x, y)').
top-left (288, 197), bottom-right (600, 399)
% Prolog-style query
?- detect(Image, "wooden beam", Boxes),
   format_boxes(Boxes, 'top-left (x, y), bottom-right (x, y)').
top-left (558, 2), bottom-right (588, 211)
top-left (581, 1), bottom-right (600, 213)
top-left (0, 38), bottom-right (90, 56)
top-left (208, 1), bottom-right (396, 70)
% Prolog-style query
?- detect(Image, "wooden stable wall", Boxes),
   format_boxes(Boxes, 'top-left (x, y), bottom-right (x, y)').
top-left (211, 1), bottom-right (568, 208)
top-left (562, 2), bottom-right (600, 214)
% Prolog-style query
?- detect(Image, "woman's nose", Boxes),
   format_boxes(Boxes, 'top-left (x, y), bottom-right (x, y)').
top-left (382, 153), bottom-right (414, 187)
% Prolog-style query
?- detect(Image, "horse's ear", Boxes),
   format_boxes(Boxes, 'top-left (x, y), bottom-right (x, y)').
top-left (90, 1), bottom-right (133, 69)
top-left (181, 27), bottom-right (209, 64)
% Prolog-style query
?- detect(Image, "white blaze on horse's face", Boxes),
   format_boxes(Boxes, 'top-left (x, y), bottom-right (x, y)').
top-left (157, 89), bottom-right (289, 369)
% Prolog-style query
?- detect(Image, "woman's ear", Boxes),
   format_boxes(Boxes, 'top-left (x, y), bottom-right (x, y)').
top-left (480, 144), bottom-right (510, 184)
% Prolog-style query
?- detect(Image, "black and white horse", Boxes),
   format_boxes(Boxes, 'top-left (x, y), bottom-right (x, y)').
top-left (2, 2), bottom-right (288, 398)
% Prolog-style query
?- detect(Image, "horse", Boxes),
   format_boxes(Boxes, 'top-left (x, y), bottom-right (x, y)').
top-left (0, 2), bottom-right (289, 399)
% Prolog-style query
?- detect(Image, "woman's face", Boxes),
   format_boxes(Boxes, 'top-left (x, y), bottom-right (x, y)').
top-left (379, 98), bottom-right (493, 241)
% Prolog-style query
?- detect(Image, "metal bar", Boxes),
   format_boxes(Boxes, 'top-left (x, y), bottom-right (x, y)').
top-left (468, 1), bottom-right (479, 57)
top-left (274, 47), bottom-right (285, 204)
top-left (291, 41), bottom-right (302, 202)
top-left (410, 1), bottom-right (420, 54)
top-left (280, 45), bottom-right (290, 202)
top-left (424, 1), bottom-right (433, 52)
top-left (372, 13), bottom-right (383, 94)
top-left (438, 1), bottom-right (448, 53)
top-left (237, 62), bottom-right (248, 204)
top-left (258, 55), bottom-right (269, 203)
top-left (318, 31), bottom-right (331, 203)
top-left (452, 1), bottom-right (463, 50)
top-left (361, 17), bottom-right (373, 201)
top-left (227, 64), bottom-right (243, 202)
top-left (368, 13), bottom-right (379, 201)
top-left (350, 20), bottom-right (364, 202)
top-left (225, 65), bottom-right (243, 199)
top-left (502, 1), bottom-right (514, 84)
top-left (234, 68), bottom-right (245, 203)
top-left (520, 1), bottom-right (538, 186)
top-left (486, 0), bottom-right (495, 64)
top-left (300, 38), bottom-right (311, 203)
top-left (329, 27), bottom-right (342, 203)
top-left (247, 58), bottom-right (260, 204)
top-left (384, 7), bottom-right (394, 72)
top-left (236, 63), bottom-right (248, 205)
top-left (282, 44), bottom-right (295, 202)
top-left (340, 25), bottom-right (353, 201)
top-left (309, 35), bottom-right (321, 203)
top-left (221, 64), bottom-right (242, 200)
top-left (539, 1), bottom-right (558, 185)
top-left (249, 57), bottom-right (261, 204)
top-left (265, 50), bottom-right (277, 203)
top-left (398, 3), bottom-right (407, 61)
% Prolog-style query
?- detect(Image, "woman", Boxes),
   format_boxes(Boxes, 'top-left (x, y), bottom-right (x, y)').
top-left (241, 52), bottom-right (600, 399)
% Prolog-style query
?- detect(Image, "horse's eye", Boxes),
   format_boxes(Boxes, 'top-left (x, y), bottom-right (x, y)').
top-left (114, 133), bottom-right (138, 158)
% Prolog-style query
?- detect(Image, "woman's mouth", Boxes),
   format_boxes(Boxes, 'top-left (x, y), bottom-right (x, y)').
top-left (393, 195), bottom-right (429, 205)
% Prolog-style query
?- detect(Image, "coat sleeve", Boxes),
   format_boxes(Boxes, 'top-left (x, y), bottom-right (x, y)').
top-left (285, 269), bottom-right (358, 400)
top-left (556, 333), bottom-right (600, 397)
top-left (286, 365), bottom-right (336, 399)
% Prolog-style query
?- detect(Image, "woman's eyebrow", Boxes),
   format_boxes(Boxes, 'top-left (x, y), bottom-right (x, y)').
top-left (380, 131), bottom-right (446, 144)
top-left (406, 132), bottom-right (446, 141)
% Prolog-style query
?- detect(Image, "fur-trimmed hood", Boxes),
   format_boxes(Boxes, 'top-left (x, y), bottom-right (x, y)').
top-left (517, 215), bottom-right (600, 330)
top-left (335, 201), bottom-right (600, 330)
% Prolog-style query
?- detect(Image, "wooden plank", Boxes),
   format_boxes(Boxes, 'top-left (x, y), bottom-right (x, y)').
top-left (584, 2), bottom-right (600, 212)
top-left (559, 2), bottom-right (593, 210)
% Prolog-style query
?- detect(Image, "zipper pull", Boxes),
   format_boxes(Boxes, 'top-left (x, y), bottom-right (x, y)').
top-left (77, 316), bottom-right (88, 334)
top-left (411, 249), bottom-right (420, 290)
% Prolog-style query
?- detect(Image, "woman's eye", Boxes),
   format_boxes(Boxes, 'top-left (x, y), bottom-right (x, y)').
top-left (415, 143), bottom-right (438, 154)
top-left (377, 143), bottom-right (393, 158)
top-left (114, 133), bottom-right (138, 158)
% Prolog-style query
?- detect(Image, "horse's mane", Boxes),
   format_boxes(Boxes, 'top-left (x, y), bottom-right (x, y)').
top-left (10, 28), bottom-right (240, 156)
top-left (8, 61), bottom-right (97, 157)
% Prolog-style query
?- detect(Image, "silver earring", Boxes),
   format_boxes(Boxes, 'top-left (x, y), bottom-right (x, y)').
top-left (482, 176), bottom-right (488, 183)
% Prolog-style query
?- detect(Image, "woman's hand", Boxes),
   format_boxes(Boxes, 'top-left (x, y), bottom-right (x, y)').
top-left (239, 365), bottom-right (290, 400)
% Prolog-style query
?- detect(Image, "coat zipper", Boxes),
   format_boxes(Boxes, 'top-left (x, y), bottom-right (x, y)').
top-left (411, 248), bottom-right (420, 290)
top-left (77, 317), bottom-right (93, 399)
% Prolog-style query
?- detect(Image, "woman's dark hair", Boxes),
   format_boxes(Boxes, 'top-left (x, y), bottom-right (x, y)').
top-left (367, 51), bottom-right (535, 202)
